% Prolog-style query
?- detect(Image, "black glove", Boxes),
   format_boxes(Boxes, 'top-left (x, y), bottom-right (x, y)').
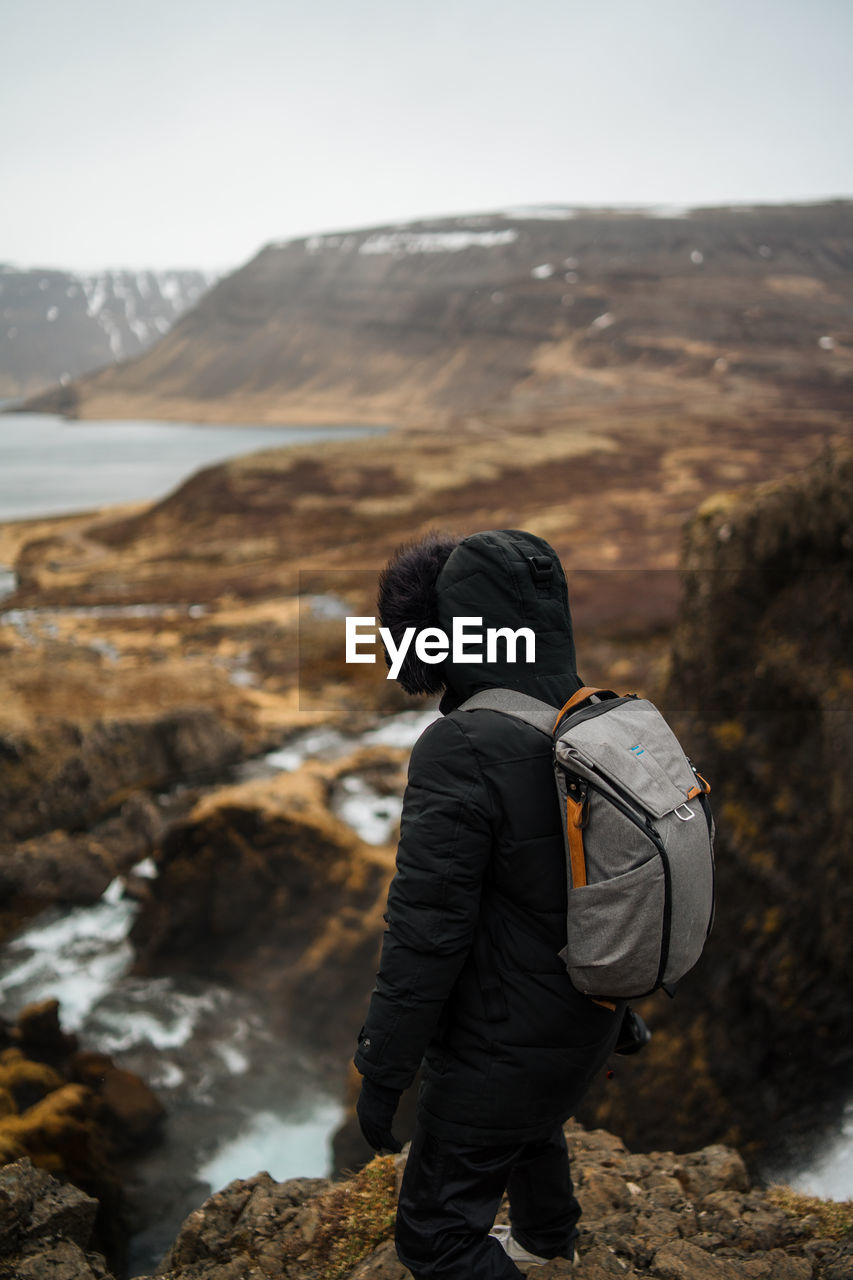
top-left (614, 1005), bottom-right (652, 1055)
top-left (356, 1077), bottom-right (403, 1153)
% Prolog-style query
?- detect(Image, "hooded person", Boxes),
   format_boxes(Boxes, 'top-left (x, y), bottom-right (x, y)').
top-left (354, 529), bottom-right (628, 1278)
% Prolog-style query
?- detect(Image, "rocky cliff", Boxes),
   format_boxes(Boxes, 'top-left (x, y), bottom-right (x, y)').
top-left (0, 266), bottom-right (217, 401)
top-left (3, 1122), bottom-right (852, 1280)
top-left (3, 442), bottom-right (852, 1177)
top-left (0, 1000), bottom-right (163, 1274)
top-left (0, 707), bottom-right (247, 942)
top-left (129, 751), bottom-right (403, 1056)
top-left (18, 202), bottom-right (853, 425)
top-left (576, 444), bottom-right (853, 1173)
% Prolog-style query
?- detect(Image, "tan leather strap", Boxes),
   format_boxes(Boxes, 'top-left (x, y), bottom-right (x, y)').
top-left (686, 772), bottom-right (712, 800)
top-left (552, 686), bottom-right (609, 732)
top-left (565, 794), bottom-right (588, 889)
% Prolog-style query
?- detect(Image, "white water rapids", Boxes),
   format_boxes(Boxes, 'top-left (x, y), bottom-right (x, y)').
top-left (0, 707), bottom-right (440, 1267)
top-left (0, 700), bottom-right (848, 1268)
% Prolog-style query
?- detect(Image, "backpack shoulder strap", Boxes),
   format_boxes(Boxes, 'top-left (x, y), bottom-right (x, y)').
top-left (553, 685), bottom-right (611, 729)
top-left (456, 688), bottom-right (558, 736)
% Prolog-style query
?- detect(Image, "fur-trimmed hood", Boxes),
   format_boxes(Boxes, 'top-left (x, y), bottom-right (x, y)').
top-left (377, 529), bottom-right (581, 709)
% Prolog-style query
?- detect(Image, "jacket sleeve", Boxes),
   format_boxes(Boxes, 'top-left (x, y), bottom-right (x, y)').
top-left (354, 714), bottom-right (494, 1090)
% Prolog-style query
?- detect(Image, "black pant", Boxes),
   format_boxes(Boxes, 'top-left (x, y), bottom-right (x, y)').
top-left (395, 1122), bottom-right (580, 1279)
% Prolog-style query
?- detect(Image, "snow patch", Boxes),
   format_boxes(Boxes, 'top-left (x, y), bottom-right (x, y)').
top-left (83, 277), bottom-right (108, 317)
top-left (160, 275), bottom-right (183, 306)
top-left (645, 204), bottom-right (691, 219)
top-left (501, 205), bottom-right (579, 221)
top-left (305, 233), bottom-right (358, 255)
top-left (358, 229), bottom-right (517, 256)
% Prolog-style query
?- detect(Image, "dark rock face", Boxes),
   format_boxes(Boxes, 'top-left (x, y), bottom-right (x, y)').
top-left (0, 1157), bottom-right (111, 1280)
top-left (0, 793), bottom-right (162, 939)
top-left (579, 446), bottom-right (853, 1170)
top-left (0, 708), bottom-right (244, 845)
top-left (0, 709), bottom-right (244, 939)
top-left (0, 1001), bottom-right (163, 1274)
top-left (130, 771), bottom-right (389, 1055)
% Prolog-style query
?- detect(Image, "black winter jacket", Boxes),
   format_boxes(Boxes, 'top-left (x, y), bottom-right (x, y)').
top-left (354, 530), bottom-right (626, 1145)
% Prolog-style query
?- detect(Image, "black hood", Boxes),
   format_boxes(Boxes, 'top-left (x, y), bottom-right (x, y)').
top-left (434, 529), bottom-right (582, 712)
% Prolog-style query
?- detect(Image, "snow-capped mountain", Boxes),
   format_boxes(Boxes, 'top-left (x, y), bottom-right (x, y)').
top-left (14, 202), bottom-right (853, 425)
top-left (0, 267), bottom-right (219, 399)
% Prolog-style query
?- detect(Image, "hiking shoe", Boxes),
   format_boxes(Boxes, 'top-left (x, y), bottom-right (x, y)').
top-left (489, 1224), bottom-right (549, 1267)
top-left (490, 1225), bottom-right (581, 1269)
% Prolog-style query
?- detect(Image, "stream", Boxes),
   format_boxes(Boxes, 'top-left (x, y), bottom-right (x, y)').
top-left (0, 706), bottom-right (439, 1272)
top-left (1, 692), bottom-right (850, 1270)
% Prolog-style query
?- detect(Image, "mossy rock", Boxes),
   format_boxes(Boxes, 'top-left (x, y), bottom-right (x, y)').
top-left (0, 1058), bottom-right (64, 1112)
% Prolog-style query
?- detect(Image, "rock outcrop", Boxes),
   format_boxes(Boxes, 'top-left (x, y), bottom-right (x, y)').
top-left (0, 708), bottom-right (244, 846)
top-left (0, 1000), bottom-right (164, 1273)
top-left (3, 1119), bottom-right (851, 1279)
top-left (0, 1157), bottom-right (111, 1280)
top-left (129, 761), bottom-right (396, 1055)
top-left (0, 708), bottom-right (248, 941)
top-left (131, 1122), bottom-right (851, 1279)
top-left (578, 445), bottom-right (853, 1172)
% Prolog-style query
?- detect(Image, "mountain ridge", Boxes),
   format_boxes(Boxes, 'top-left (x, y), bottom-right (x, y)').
top-left (17, 200), bottom-right (853, 425)
top-left (0, 266), bottom-right (218, 401)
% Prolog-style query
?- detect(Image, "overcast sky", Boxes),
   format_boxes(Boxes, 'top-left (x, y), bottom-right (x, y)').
top-left (3, 0), bottom-right (851, 273)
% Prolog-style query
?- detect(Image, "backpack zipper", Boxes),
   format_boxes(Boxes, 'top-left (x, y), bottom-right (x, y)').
top-left (563, 768), bottom-right (673, 992)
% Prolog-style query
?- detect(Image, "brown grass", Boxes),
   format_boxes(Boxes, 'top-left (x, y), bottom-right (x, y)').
top-left (766, 1185), bottom-right (853, 1239)
top-left (281, 1156), bottom-right (398, 1279)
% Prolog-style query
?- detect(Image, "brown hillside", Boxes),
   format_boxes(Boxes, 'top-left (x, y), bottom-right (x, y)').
top-left (19, 202), bottom-right (853, 425)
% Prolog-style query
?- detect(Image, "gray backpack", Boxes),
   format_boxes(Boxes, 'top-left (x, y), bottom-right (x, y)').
top-left (459, 686), bottom-right (715, 1001)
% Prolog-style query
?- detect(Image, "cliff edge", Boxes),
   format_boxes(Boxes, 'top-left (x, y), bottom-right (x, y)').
top-left (3, 1122), bottom-right (851, 1280)
top-left (579, 444), bottom-right (853, 1170)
